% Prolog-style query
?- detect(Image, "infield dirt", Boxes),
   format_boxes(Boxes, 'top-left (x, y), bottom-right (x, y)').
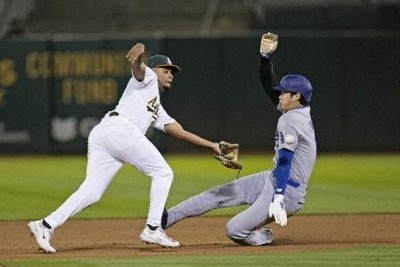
top-left (1, 214), bottom-right (399, 259)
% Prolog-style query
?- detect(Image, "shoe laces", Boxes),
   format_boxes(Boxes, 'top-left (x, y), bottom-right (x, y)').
top-left (158, 229), bottom-right (177, 242)
top-left (41, 226), bottom-right (54, 240)
top-left (262, 228), bottom-right (273, 240)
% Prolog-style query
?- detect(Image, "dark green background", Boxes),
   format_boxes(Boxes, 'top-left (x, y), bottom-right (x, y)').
top-left (0, 34), bottom-right (399, 153)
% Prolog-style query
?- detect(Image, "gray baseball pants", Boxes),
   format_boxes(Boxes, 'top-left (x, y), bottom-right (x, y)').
top-left (166, 170), bottom-right (307, 245)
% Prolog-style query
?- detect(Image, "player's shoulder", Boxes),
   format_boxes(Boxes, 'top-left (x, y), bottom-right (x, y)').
top-left (280, 109), bottom-right (301, 119)
top-left (278, 112), bottom-right (295, 127)
top-left (128, 66), bottom-right (157, 86)
top-left (287, 106), bottom-right (310, 118)
top-left (279, 107), bottom-right (310, 124)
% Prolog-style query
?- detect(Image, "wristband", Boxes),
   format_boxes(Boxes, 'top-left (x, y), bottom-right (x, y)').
top-left (260, 52), bottom-right (270, 58)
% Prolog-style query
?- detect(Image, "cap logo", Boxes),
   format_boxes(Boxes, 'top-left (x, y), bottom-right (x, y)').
top-left (146, 55), bottom-right (180, 74)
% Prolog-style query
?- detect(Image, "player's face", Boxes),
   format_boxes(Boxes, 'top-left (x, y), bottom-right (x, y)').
top-left (279, 91), bottom-right (300, 112)
top-left (153, 67), bottom-right (174, 92)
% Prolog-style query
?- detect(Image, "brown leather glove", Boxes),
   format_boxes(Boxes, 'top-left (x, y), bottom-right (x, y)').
top-left (214, 141), bottom-right (242, 170)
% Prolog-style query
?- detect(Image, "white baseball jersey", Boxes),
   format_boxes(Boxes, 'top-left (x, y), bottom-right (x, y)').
top-left (113, 66), bottom-right (176, 133)
top-left (44, 66), bottom-right (176, 229)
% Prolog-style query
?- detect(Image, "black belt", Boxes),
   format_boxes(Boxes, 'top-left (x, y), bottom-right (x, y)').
top-left (109, 111), bottom-right (119, 117)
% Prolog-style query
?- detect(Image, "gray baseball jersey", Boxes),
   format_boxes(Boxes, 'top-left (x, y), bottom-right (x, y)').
top-left (273, 106), bottom-right (316, 186)
top-left (164, 56), bottom-right (317, 245)
top-left (165, 106), bottom-right (316, 245)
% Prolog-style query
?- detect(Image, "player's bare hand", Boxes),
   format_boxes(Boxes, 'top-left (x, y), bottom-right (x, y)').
top-left (126, 43), bottom-right (145, 64)
top-left (127, 43), bottom-right (146, 81)
top-left (211, 142), bottom-right (222, 155)
top-left (260, 32), bottom-right (278, 56)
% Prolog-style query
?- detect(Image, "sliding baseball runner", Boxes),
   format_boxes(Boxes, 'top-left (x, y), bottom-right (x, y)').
top-left (161, 33), bottom-right (317, 246)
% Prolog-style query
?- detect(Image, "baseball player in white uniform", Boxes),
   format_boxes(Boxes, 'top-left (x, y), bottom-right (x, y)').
top-left (161, 33), bottom-right (317, 245)
top-left (28, 43), bottom-right (221, 253)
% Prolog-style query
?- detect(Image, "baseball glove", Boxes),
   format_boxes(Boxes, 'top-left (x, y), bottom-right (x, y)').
top-left (214, 141), bottom-right (242, 170)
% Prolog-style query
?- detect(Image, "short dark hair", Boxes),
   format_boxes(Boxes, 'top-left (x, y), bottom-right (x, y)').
top-left (290, 92), bottom-right (309, 106)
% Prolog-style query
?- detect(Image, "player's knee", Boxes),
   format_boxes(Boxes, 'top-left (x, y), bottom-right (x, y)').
top-left (225, 222), bottom-right (245, 241)
top-left (153, 166), bottom-right (174, 181)
top-left (225, 225), bottom-right (247, 245)
top-left (162, 166), bottom-right (173, 179)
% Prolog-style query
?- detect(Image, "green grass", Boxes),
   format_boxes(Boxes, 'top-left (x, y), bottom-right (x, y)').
top-left (0, 153), bottom-right (399, 220)
top-left (2, 245), bottom-right (399, 267)
top-left (0, 153), bottom-right (399, 266)
top-left (304, 153), bottom-right (400, 214)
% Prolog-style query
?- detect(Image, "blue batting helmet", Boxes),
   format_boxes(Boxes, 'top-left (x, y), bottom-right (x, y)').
top-left (273, 75), bottom-right (313, 102)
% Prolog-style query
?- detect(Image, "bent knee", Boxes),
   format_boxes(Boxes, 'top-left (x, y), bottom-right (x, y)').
top-left (152, 166), bottom-right (174, 180)
top-left (160, 166), bottom-right (173, 179)
top-left (225, 226), bottom-right (247, 245)
top-left (225, 223), bottom-right (246, 241)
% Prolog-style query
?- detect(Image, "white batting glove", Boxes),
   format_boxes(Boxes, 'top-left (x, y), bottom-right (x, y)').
top-left (269, 194), bottom-right (287, 226)
top-left (260, 32), bottom-right (278, 57)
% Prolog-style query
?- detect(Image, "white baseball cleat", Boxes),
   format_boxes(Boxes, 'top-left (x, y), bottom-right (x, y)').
top-left (139, 226), bottom-right (180, 248)
top-left (27, 220), bottom-right (56, 253)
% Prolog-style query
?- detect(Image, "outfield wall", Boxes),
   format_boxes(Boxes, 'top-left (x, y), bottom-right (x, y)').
top-left (0, 33), bottom-right (399, 153)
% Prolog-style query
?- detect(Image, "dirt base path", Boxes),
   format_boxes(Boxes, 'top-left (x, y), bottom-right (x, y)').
top-left (1, 214), bottom-right (399, 259)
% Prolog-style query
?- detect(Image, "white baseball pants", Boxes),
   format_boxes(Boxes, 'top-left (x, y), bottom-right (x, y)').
top-left (44, 115), bottom-right (173, 229)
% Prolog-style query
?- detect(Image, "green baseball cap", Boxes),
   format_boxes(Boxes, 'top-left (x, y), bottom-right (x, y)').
top-left (146, 55), bottom-right (181, 74)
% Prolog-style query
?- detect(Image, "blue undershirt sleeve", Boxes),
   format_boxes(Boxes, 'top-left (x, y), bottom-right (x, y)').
top-left (273, 148), bottom-right (294, 195)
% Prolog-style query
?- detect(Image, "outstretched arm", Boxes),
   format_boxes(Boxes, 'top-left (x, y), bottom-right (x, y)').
top-left (164, 122), bottom-right (220, 154)
top-left (258, 33), bottom-right (280, 107)
top-left (259, 56), bottom-right (280, 106)
top-left (126, 43), bottom-right (146, 82)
